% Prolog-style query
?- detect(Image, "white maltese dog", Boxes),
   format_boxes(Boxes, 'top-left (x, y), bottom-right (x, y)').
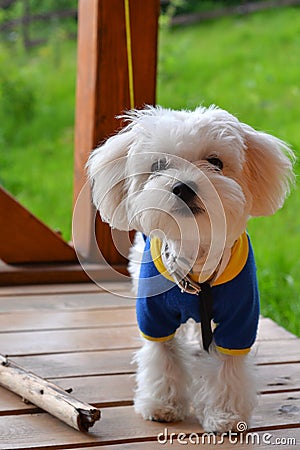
top-left (87, 105), bottom-right (294, 433)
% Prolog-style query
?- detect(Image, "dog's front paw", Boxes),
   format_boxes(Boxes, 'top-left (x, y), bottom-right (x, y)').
top-left (134, 397), bottom-right (188, 423)
top-left (200, 411), bottom-right (244, 434)
top-left (149, 406), bottom-right (184, 423)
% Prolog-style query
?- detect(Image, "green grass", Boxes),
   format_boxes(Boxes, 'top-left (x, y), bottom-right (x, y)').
top-left (0, 7), bottom-right (299, 335)
top-left (158, 7), bottom-right (300, 144)
top-left (0, 39), bottom-right (76, 239)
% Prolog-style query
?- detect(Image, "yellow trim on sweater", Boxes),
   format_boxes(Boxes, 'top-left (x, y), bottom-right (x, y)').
top-left (150, 232), bottom-right (249, 287)
top-left (216, 345), bottom-right (251, 356)
top-left (213, 231), bottom-right (248, 286)
top-left (140, 330), bottom-right (176, 342)
top-left (150, 238), bottom-right (174, 282)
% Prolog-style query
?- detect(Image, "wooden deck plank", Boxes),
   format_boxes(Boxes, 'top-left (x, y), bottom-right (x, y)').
top-left (0, 291), bottom-right (135, 312)
top-left (257, 363), bottom-right (300, 393)
top-left (253, 392), bottom-right (300, 429)
top-left (12, 349), bottom-right (134, 378)
top-left (0, 282), bottom-right (132, 297)
top-left (257, 317), bottom-right (297, 340)
top-left (254, 339), bottom-right (300, 365)
top-left (0, 387), bottom-right (33, 414)
top-left (0, 308), bottom-right (136, 333)
top-left (1, 363), bottom-right (300, 415)
top-left (0, 326), bottom-right (140, 356)
top-left (0, 396), bottom-right (299, 450)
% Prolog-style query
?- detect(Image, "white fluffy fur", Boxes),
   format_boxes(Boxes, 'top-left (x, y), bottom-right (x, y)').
top-left (88, 105), bottom-right (295, 432)
top-left (133, 337), bottom-right (191, 423)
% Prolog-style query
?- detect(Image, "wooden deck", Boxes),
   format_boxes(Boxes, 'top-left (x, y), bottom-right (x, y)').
top-left (0, 282), bottom-right (299, 449)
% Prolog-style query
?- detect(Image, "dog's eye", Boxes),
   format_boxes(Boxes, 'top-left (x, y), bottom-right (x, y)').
top-left (151, 158), bottom-right (168, 172)
top-left (206, 157), bottom-right (223, 171)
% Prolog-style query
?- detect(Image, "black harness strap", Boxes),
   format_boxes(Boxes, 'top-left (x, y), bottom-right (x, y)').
top-left (198, 282), bottom-right (214, 352)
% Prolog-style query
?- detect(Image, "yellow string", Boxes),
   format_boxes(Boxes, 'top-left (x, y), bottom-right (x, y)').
top-left (124, 0), bottom-right (135, 109)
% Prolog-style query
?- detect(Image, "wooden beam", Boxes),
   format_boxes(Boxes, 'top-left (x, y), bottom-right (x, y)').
top-left (73, 0), bottom-right (160, 264)
top-left (0, 187), bottom-right (77, 265)
top-left (0, 260), bottom-right (127, 286)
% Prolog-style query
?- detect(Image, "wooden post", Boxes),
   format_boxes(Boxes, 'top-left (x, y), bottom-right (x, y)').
top-left (73, 0), bottom-right (160, 264)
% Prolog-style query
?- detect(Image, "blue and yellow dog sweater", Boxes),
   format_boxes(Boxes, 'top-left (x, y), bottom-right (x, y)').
top-left (136, 232), bottom-right (260, 355)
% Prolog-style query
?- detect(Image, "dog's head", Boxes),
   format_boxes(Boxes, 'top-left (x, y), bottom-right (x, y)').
top-left (88, 105), bottom-right (294, 266)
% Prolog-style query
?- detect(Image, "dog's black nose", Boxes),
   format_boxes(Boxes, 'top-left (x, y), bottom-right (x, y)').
top-left (172, 182), bottom-right (196, 203)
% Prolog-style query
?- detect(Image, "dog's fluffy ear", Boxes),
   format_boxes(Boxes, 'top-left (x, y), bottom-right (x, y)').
top-left (241, 124), bottom-right (295, 217)
top-left (87, 129), bottom-right (133, 230)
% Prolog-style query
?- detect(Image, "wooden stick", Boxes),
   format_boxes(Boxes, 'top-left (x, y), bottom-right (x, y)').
top-left (0, 355), bottom-right (100, 432)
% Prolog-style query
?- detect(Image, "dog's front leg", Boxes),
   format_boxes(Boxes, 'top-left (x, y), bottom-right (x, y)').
top-left (133, 337), bottom-right (191, 423)
top-left (192, 348), bottom-right (257, 433)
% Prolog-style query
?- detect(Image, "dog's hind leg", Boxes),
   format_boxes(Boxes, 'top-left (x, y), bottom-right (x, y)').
top-left (133, 337), bottom-right (191, 423)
